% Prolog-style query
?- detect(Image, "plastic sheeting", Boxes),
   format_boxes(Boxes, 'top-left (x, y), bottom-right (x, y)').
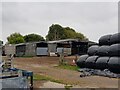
top-left (76, 55), bottom-right (89, 68)
top-left (87, 45), bottom-right (99, 56)
top-left (99, 34), bottom-right (111, 45)
top-left (77, 33), bottom-right (120, 74)
top-left (110, 33), bottom-right (120, 44)
top-left (2, 77), bottom-right (29, 89)
top-left (95, 57), bottom-right (109, 70)
top-left (78, 68), bottom-right (120, 78)
top-left (96, 46), bottom-right (110, 56)
top-left (109, 44), bottom-right (120, 56)
top-left (85, 56), bottom-right (99, 69)
top-left (108, 57), bottom-right (120, 73)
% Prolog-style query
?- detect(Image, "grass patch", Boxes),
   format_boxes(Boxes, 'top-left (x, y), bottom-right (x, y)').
top-left (55, 64), bottom-right (79, 71)
top-left (33, 74), bottom-right (66, 84)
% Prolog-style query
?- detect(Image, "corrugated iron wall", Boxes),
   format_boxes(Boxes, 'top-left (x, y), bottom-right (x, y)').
top-left (25, 43), bottom-right (36, 56)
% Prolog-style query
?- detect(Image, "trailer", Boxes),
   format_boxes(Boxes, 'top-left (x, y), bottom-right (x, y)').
top-left (1, 55), bottom-right (33, 89)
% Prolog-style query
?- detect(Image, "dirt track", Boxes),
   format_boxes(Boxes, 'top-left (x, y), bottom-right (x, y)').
top-left (12, 56), bottom-right (119, 88)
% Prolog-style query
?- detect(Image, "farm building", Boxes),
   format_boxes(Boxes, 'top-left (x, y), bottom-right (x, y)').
top-left (12, 39), bottom-right (95, 57)
top-left (3, 44), bottom-right (16, 56)
top-left (16, 43), bottom-right (27, 57)
top-left (48, 39), bottom-right (89, 56)
top-left (36, 42), bottom-right (48, 56)
top-left (16, 41), bottom-right (48, 57)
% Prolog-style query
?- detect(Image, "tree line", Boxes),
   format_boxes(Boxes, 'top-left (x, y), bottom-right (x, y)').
top-left (6, 24), bottom-right (88, 44)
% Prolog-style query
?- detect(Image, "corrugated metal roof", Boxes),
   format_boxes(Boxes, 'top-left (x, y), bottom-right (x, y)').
top-left (15, 41), bottom-right (46, 46)
top-left (47, 39), bottom-right (79, 44)
top-left (15, 39), bottom-right (96, 46)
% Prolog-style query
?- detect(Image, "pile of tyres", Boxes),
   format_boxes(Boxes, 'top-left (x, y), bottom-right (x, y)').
top-left (76, 33), bottom-right (120, 74)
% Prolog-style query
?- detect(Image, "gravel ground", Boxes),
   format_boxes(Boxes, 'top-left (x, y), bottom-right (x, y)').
top-left (5, 56), bottom-right (119, 88)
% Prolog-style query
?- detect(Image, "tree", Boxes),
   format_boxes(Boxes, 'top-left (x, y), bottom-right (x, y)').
top-left (7, 33), bottom-right (25, 44)
top-left (64, 27), bottom-right (76, 39)
top-left (24, 33), bottom-right (45, 42)
top-left (46, 24), bottom-right (65, 41)
top-left (46, 24), bottom-right (88, 41)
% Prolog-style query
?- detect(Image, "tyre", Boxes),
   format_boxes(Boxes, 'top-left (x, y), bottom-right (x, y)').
top-left (96, 46), bottom-right (110, 56)
top-left (109, 44), bottom-right (120, 56)
top-left (110, 33), bottom-right (120, 44)
top-left (99, 34), bottom-right (112, 45)
top-left (76, 55), bottom-right (89, 68)
top-left (108, 57), bottom-right (120, 73)
top-left (85, 56), bottom-right (99, 69)
top-left (95, 57), bottom-right (109, 70)
top-left (87, 45), bottom-right (99, 56)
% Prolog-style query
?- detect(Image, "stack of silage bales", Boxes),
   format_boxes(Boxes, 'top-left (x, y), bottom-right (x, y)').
top-left (76, 33), bottom-right (120, 73)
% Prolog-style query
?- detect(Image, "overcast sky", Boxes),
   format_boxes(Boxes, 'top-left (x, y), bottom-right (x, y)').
top-left (1, 2), bottom-right (118, 43)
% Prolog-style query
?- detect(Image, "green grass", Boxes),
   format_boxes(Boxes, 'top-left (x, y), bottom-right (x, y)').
top-left (33, 74), bottom-right (74, 89)
top-left (33, 74), bottom-right (66, 84)
top-left (55, 64), bottom-right (79, 71)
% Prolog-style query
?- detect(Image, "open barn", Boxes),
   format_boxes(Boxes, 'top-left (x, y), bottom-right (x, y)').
top-left (15, 41), bottom-right (48, 57)
top-left (48, 39), bottom-right (89, 56)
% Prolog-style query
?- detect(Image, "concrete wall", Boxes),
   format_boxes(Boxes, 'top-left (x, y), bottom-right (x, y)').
top-left (4, 44), bottom-right (15, 55)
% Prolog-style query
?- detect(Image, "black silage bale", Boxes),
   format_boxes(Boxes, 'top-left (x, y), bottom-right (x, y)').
top-left (85, 56), bottom-right (99, 69)
top-left (95, 57), bottom-right (110, 70)
top-left (108, 57), bottom-right (120, 73)
top-left (76, 55), bottom-right (89, 68)
top-left (99, 35), bottom-right (112, 45)
top-left (96, 46), bottom-right (110, 56)
top-left (109, 44), bottom-right (120, 56)
top-left (110, 33), bottom-right (120, 44)
top-left (87, 45), bottom-right (99, 56)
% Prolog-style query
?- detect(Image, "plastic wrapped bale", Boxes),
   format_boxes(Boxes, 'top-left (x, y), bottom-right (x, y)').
top-left (109, 44), bottom-right (120, 56)
top-left (95, 57), bottom-right (110, 70)
top-left (110, 33), bottom-right (120, 44)
top-left (87, 45), bottom-right (99, 56)
top-left (85, 56), bottom-right (99, 69)
top-left (108, 57), bottom-right (120, 73)
top-left (76, 55), bottom-right (89, 68)
top-left (96, 46), bottom-right (110, 56)
top-left (99, 34), bottom-right (112, 45)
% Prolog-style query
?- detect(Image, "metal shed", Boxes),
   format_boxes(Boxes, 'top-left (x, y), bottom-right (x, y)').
top-left (16, 42), bottom-right (37, 57)
top-left (48, 39), bottom-right (88, 56)
top-left (25, 42), bottom-right (36, 56)
top-left (16, 41), bottom-right (48, 57)
top-left (16, 43), bottom-right (26, 57)
top-left (36, 42), bottom-right (48, 56)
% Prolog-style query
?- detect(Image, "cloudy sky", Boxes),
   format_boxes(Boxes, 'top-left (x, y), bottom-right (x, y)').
top-left (1, 2), bottom-right (118, 43)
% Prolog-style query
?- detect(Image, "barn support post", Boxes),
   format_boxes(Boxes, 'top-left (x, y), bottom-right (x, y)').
top-left (59, 48), bottom-right (66, 65)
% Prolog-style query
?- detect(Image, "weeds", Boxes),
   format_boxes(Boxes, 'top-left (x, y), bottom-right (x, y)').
top-left (55, 64), bottom-right (79, 71)
top-left (33, 74), bottom-right (66, 84)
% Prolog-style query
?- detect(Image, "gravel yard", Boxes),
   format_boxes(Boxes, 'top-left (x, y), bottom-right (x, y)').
top-left (9, 56), bottom-right (119, 88)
